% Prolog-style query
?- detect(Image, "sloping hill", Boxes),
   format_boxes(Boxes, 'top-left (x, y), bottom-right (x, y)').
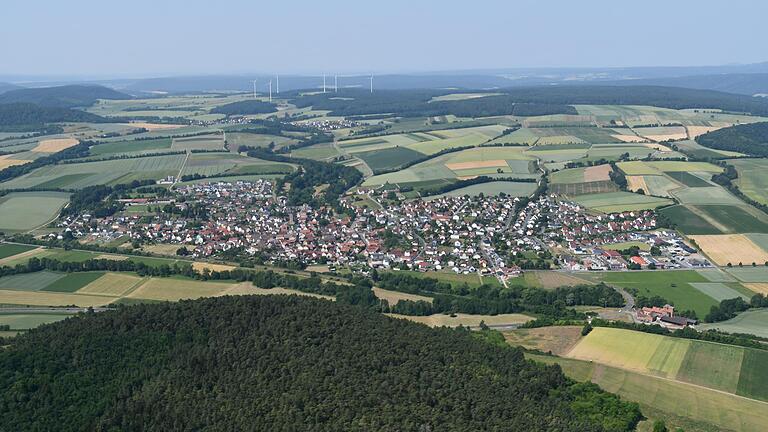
top-left (697, 122), bottom-right (768, 156)
top-left (0, 82), bottom-right (21, 95)
top-left (0, 103), bottom-right (107, 130)
top-left (0, 84), bottom-right (131, 108)
top-left (0, 295), bottom-right (641, 431)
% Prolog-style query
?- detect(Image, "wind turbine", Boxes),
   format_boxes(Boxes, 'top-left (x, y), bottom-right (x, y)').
top-left (334, 75), bottom-right (338, 92)
top-left (322, 74), bottom-right (327, 93)
top-left (276, 74), bottom-right (280, 94)
top-left (251, 79), bottom-right (258, 99)
top-left (369, 74), bottom-right (374, 93)
top-left (268, 80), bottom-right (273, 102)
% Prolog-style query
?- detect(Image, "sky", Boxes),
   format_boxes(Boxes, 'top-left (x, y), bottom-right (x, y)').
top-left (1, 0), bottom-right (766, 78)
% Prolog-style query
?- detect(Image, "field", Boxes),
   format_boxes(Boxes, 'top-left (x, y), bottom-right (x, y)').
top-left (89, 138), bottom-right (172, 156)
top-left (0, 154), bottom-right (186, 189)
top-left (699, 309), bottom-right (768, 338)
top-left (730, 158), bottom-right (768, 205)
top-left (180, 153), bottom-right (294, 177)
top-left (356, 146), bottom-right (424, 172)
top-left (665, 171), bottom-right (712, 187)
top-left (529, 353), bottom-right (768, 432)
top-left (0, 243), bottom-right (36, 260)
top-left (77, 272), bottom-right (146, 296)
top-left (597, 271), bottom-right (717, 317)
top-left (570, 191), bottom-right (672, 213)
top-left (430, 181), bottom-right (537, 198)
top-left (503, 325), bottom-right (583, 355)
top-left (33, 137), bottom-right (79, 153)
top-left (0, 192), bottom-right (71, 232)
top-left (0, 312), bottom-right (73, 330)
top-left (566, 327), bottom-right (768, 401)
top-left (41, 272), bottom-right (106, 293)
top-left (171, 133), bottom-right (225, 151)
top-left (126, 277), bottom-right (234, 301)
top-left (386, 312), bottom-right (532, 328)
top-left (372, 287), bottom-right (433, 304)
top-left (341, 124), bottom-right (508, 156)
top-left (617, 160), bottom-right (723, 176)
top-left (226, 132), bottom-right (297, 150)
top-left (660, 205), bottom-right (721, 234)
top-left (689, 234), bottom-right (768, 266)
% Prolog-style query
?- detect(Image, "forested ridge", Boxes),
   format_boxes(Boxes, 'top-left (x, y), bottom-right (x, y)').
top-left (0, 295), bottom-right (641, 431)
top-left (211, 99), bottom-right (278, 115)
top-left (0, 84), bottom-right (131, 108)
top-left (0, 103), bottom-right (108, 131)
top-left (697, 121), bottom-right (768, 156)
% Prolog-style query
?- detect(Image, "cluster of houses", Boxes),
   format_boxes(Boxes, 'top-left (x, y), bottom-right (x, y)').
top-left (635, 304), bottom-right (698, 329)
top-left (295, 119), bottom-right (360, 131)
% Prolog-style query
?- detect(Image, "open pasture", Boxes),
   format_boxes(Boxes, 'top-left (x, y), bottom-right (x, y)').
top-left (689, 234), bottom-right (768, 266)
top-left (503, 326), bottom-right (583, 355)
top-left (699, 308), bottom-right (768, 339)
top-left (289, 142), bottom-right (340, 160)
top-left (570, 191), bottom-right (672, 213)
top-left (0, 192), bottom-right (71, 232)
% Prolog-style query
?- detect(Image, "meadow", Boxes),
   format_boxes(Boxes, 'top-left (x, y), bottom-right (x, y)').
top-left (0, 192), bottom-right (71, 232)
top-left (730, 158), bottom-right (768, 205)
top-left (570, 191), bottom-right (673, 213)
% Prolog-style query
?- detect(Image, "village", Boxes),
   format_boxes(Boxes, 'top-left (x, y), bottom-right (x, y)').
top-left (55, 178), bottom-right (711, 286)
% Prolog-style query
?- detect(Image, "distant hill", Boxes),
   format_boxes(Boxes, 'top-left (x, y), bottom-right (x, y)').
top-left (210, 99), bottom-right (278, 115)
top-left (697, 121), bottom-right (768, 156)
top-left (0, 82), bottom-right (21, 95)
top-left (0, 295), bottom-right (641, 431)
top-left (0, 102), bottom-right (108, 131)
top-left (592, 73), bottom-right (768, 96)
top-left (0, 85), bottom-right (131, 108)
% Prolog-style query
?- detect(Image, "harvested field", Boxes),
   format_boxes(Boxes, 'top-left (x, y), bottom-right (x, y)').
top-left (686, 125), bottom-right (723, 138)
top-left (550, 180), bottom-right (618, 196)
top-left (33, 138), bottom-right (79, 153)
top-left (127, 277), bottom-right (233, 301)
top-left (125, 122), bottom-right (185, 131)
top-left (372, 287), bottom-right (433, 304)
top-left (217, 283), bottom-right (334, 300)
top-left (532, 271), bottom-right (593, 289)
top-left (503, 326), bottom-right (583, 355)
top-left (386, 312), bottom-right (532, 328)
top-left (192, 262), bottom-right (237, 273)
top-left (77, 273), bottom-right (145, 296)
top-left (689, 234), bottom-right (768, 266)
top-left (611, 134), bottom-right (646, 143)
top-left (743, 283), bottom-right (768, 294)
top-left (583, 164), bottom-right (612, 182)
top-left (0, 155), bottom-right (27, 170)
top-left (445, 159), bottom-right (507, 171)
top-left (0, 289), bottom-right (113, 307)
top-left (626, 175), bottom-right (648, 193)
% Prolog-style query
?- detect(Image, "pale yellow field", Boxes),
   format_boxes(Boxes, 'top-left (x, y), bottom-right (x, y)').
top-left (686, 125), bottom-right (723, 138)
top-left (372, 287), bottom-right (433, 304)
top-left (626, 175), bottom-right (648, 193)
top-left (127, 278), bottom-right (233, 301)
top-left (0, 155), bottom-right (28, 170)
top-left (94, 254), bottom-right (129, 261)
top-left (611, 134), bottom-right (646, 143)
top-left (689, 234), bottom-right (768, 266)
top-left (583, 164), bottom-right (612, 182)
top-left (192, 262), bottom-right (237, 273)
top-left (77, 273), bottom-right (145, 296)
top-left (642, 143), bottom-right (672, 151)
top-left (532, 271), bottom-right (593, 289)
top-left (743, 283), bottom-right (768, 295)
top-left (0, 289), bottom-right (113, 307)
top-left (33, 138), bottom-right (79, 153)
top-left (504, 326), bottom-right (583, 355)
top-left (125, 122), bottom-right (185, 131)
top-left (536, 135), bottom-right (586, 145)
top-left (386, 312), bottom-right (532, 328)
top-left (445, 159), bottom-right (508, 170)
top-left (142, 244), bottom-right (181, 256)
top-left (217, 283), bottom-right (335, 300)
top-left (641, 133), bottom-right (687, 142)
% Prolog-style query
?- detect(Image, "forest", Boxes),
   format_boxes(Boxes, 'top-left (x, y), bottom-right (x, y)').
top-left (0, 102), bottom-right (107, 130)
top-left (210, 99), bottom-right (277, 115)
top-left (0, 295), bottom-right (641, 431)
top-left (0, 84), bottom-right (131, 108)
top-left (697, 121), bottom-right (768, 156)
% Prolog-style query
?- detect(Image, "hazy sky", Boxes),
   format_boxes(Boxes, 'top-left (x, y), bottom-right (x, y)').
top-left (2, 0), bottom-right (766, 78)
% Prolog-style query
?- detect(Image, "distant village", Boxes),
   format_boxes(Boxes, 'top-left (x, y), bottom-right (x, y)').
top-left (55, 179), bottom-right (712, 288)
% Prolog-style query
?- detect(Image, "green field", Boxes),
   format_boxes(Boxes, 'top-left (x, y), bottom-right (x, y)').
top-left (0, 192), bottom-right (71, 232)
top-left (570, 191), bottom-right (673, 213)
top-left (598, 271), bottom-right (717, 317)
top-left (227, 132), bottom-right (296, 150)
top-left (0, 313), bottom-right (73, 330)
top-left (180, 153), bottom-right (293, 177)
top-left (89, 138), bottom-right (172, 156)
top-left (697, 205), bottom-right (768, 233)
top-left (41, 272), bottom-right (106, 293)
top-left (664, 171), bottom-right (712, 187)
top-left (567, 327), bottom-right (768, 401)
top-left (429, 181), bottom-right (537, 198)
top-left (171, 134), bottom-right (225, 151)
top-left (0, 243), bottom-right (36, 259)
top-left (699, 308), bottom-right (768, 338)
top-left (730, 158), bottom-right (768, 205)
top-left (0, 271), bottom-right (66, 291)
top-left (290, 143), bottom-right (341, 160)
top-left (356, 146), bottom-right (424, 172)
top-left (660, 205), bottom-right (722, 234)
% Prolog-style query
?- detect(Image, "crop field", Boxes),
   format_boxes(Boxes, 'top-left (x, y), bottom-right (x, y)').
top-left (290, 143), bottom-right (340, 160)
top-left (700, 308), bottom-right (768, 338)
top-left (617, 160), bottom-right (722, 176)
top-left (633, 125), bottom-right (688, 141)
top-left (180, 153), bottom-right (293, 177)
top-left (570, 191), bottom-right (672, 213)
top-left (0, 271), bottom-right (66, 291)
top-left (530, 352), bottom-right (768, 432)
top-left (340, 124), bottom-right (507, 155)
top-left (0, 243), bottom-right (36, 260)
top-left (503, 326), bottom-right (583, 355)
top-left (688, 282), bottom-right (751, 301)
top-left (33, 137), bottom-right (79, 153)
top-left (77, 272), bottom-right (145, 297)
top-left (372, 287), bottom-right (433, 305)
top-left (0, 192), bottom-right (71, 232)
top-left (89, 138), bottom-right (172, 156)
top-left (0, 313), bottom-right (73, 330)
top-left (664, 171), bottom-right (712, 187)
top-left (689, 234), bottom-right (768, 266)
top-left (726, 267), bottom-right (768, 283)
top-left (126, 277), bottom-right (234, 301)
top-left (660, 205), bottom-right (722, 234)
top-left (730, 158), bottom-right (768, 205)
top-left (386, 312), bottom-right (532, 328)
top-left (226, 132), bottom-right (296, 150)
top-left (171, 133), bottom-right (225, 151)
top-left (431, 181), bottom-right (537, 198)
top-left (567, 327), bottom-right (768, 401)
top-left (356, 146), bottom-right (424, 172)
top-left (670, 185), bottom-right (743, 205)
top-left (598, 270), bottom-right (717, 317)
top-left (696, 205), bottom-right (768, 233)
top-left (41, 272), bottom-right (106, 293)
top-left (549, 180), bottom-right (618, 196)
top-left (0, 154), bottom-right (186, 190)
